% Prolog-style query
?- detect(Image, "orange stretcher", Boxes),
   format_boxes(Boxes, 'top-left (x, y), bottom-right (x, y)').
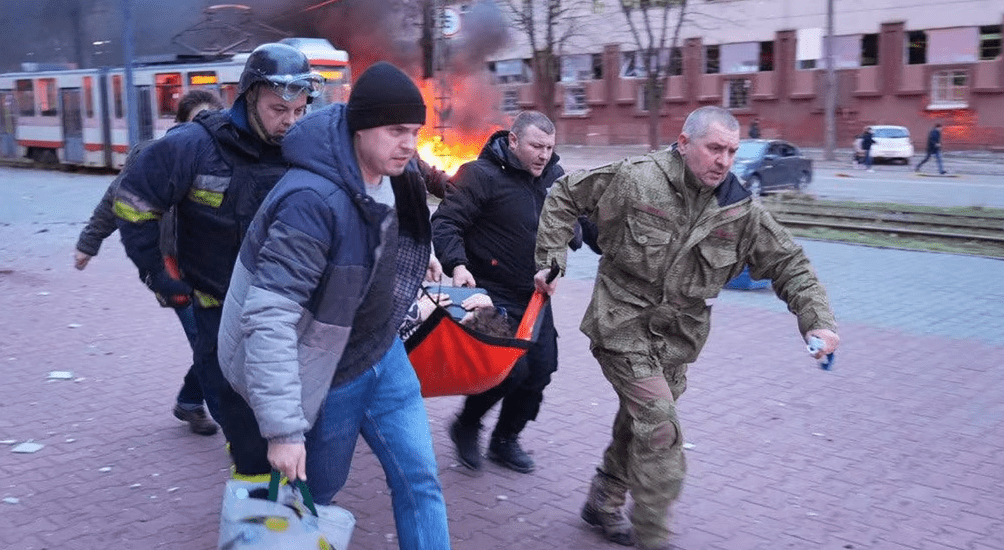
top-left (404, 263), bottom-right (559, 398)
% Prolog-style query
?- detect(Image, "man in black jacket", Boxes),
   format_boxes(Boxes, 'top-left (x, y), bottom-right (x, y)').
top-left (915, 122), bottom-right (946, 174)
top-left (432, 110), bottom-right (562, 473)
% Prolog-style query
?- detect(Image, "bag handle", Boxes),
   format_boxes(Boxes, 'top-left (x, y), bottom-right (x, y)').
top-left (268, 470), bottom-right (319, 517)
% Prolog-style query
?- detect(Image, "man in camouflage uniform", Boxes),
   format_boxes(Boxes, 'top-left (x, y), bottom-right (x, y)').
top-left (532, 106), bottom-right (839, 550)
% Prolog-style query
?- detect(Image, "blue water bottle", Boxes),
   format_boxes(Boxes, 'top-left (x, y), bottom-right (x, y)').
top-left (806, 336), bottom-right (835, 371)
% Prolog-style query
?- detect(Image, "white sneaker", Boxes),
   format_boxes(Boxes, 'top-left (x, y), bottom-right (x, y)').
top-left (867, 168), bottom-right (875, 173)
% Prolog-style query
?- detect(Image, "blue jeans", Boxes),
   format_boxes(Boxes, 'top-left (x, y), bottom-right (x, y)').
top-left (916, 149), bottom-right (944, 173)
top-left (305, 338), bottom-right (451, 550)
top-left (174, 304), bottom-right (205, 406)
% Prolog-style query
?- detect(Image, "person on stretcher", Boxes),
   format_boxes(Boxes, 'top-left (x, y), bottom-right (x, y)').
top-left (400, 291), bottom-right (512, 340)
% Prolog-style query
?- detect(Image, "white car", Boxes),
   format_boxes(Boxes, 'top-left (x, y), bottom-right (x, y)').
top-left (853, 125), bottom-right (915, 165)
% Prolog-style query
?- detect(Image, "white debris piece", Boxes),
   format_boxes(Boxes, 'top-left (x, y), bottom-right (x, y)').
top-left (98, 467), bottom-right (112, 472)
top-left (496, 495), bottom-right (508, 501)
top-left (47, 371), bottom-right (74, 380)
top-left (67, 323), bottom-right (82, 329)
top-left (682, 442), bottom-right (696, 450)
top-left (37, 291), bottom-right (50, 296)
top-left (11, 442), bottom-right (44, 453)
top-left (3, 497), bottom-right (19, 504)
top-left (1, 440), bottom-right (16, 445)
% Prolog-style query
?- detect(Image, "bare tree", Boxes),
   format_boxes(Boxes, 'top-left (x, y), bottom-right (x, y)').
top-left (619, 0), bottom-right (687, 150)
top-left (497, 0), bottom-right (590, 122)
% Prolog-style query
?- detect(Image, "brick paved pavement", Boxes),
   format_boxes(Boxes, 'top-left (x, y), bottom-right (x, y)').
top-left (2, 170), bottom-right (1004, 550)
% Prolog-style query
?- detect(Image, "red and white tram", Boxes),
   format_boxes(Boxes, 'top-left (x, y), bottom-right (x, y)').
top-left (0, 38), bottom-right (349, 169)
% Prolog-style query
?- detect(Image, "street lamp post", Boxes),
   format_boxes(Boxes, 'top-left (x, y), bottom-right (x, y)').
top-left (121, 0), bottom-right (139, 148)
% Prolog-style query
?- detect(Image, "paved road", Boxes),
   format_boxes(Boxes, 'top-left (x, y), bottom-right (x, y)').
top-left (2, 169), bottom-right (1004, 550)
top-left (556, 146), bottom-right (1004, 209)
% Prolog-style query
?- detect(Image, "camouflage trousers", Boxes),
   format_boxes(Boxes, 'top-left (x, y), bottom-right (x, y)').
top-left (592, 348), bottom-right (689, 548)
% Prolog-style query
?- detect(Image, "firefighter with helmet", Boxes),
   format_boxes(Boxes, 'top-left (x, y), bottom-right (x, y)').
top-left (114, 43), bottom-right (323, 478)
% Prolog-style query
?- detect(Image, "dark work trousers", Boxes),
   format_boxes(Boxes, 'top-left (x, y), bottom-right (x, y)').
top-left (173, 304), bottom-right (205, 406)
top-left (458, 299), bottom-right (558, 439)
top-left (192, 305), bottom-right (270, 475)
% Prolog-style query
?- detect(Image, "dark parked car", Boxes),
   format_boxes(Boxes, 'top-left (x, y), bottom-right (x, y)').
top-left (730, 139), bottom-right (813, 196)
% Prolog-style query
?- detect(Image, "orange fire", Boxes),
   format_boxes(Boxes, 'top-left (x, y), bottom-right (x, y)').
top-left (416, 80), bottom-right (497, 176)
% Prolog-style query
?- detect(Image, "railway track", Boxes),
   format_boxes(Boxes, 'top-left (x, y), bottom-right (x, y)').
top-left (761, 196), bottom-right (1004, 258)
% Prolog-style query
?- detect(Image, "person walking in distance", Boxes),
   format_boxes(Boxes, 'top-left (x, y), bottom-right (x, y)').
top-left (114, 43), bottom-right (320, 476)
top-left (860, 125), bottom-right (875, 172)
top-left (747, 117), bottom-right (761, 139)
top-left (217, 61), bottom-right (451, 549)
top-left (532, 106), bottom-right (839, 550)
top-left (75, 89), bottom-right (224, 435)
top-left (432, 111), bottom-right (564, 474)
top-left (915, 122), bottom-right (946, 174)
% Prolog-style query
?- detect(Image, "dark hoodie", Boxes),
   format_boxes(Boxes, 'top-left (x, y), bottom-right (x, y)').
top-left (432, 129), bottom-right (564, 311)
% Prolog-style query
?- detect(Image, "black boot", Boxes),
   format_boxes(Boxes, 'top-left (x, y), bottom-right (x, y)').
top-left (450, 416), bottom-right (482, 470)
top-left (487, 434), bottom-right (535, 473)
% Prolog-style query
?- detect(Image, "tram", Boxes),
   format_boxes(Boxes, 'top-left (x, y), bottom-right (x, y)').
top-left (0, 37), bottom-right (350, 169)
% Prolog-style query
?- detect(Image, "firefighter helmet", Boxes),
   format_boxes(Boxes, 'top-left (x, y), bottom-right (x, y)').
top-left (238, 43), bottom-right (324, 102)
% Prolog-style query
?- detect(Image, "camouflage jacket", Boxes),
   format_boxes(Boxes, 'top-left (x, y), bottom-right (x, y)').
top-left (535, 147), bottom-right (836, 364)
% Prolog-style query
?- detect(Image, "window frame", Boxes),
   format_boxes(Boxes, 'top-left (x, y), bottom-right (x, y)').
top-left (929, 69), bottom-right (968, 109)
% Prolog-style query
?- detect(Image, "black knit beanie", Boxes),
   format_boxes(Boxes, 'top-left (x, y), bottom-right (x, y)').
top-left (347, 62), bottom-right (426, 133)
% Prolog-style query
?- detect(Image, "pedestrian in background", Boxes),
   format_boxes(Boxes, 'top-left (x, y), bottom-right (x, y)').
top-left (217, 61), bottom-right (451, 549)
top-left (747, 117), bottom-right (761, 139)
top-left (74, 88), bottom-right (224, 436)
top-left (860, 125), bottom-right (875, 172)
top-left (915, 122), bottom-right (946, 174)
top-left (114, 43), bottom-right (320, 478)
top-left (432, 110), bottom-right (563, 474)
top-left (532, 106), bottom-right (839, 550)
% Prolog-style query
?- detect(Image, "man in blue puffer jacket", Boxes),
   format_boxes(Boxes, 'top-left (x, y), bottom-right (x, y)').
top-left (217, 62), bottom-right (450, 550)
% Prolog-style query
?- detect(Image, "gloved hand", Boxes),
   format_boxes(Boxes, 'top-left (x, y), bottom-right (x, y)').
top-left (145, 269), bottom-right (193, 308)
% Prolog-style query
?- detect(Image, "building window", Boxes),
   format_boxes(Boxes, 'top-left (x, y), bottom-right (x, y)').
top-left (759, 41), bottom-right (774, 71)
top-left (906, 30), bottom-right (927, 65)
top-left (493, 58), bottom-right (531, 84)
top-left (796, 27), bottom-right (822, 70)
top-left (720, 42), bottom-right (758, 74)
top-left (37, 78), bottom-right (58, 116)
top-left (621, 51), bottom-right (645, 78)
top-left (592, 53), bottom-right (604, 80)
top-left (861, 33), bottom-right (879, 66)
top-left (83, 76), bottom-right (94, 118)
top-left (564, 84), bottom-right (588, 115)
top-left (668, 48), bottom-right (682, 76)
top-left (501, 89), bottom-right (520, 113)
top-left (705, 45), bottom-right (720, 74)
top-left (15, 79), bottom-right (34, 116)
top-left (561, 54), bottom-right (595, 82)
top-left (930, 70), bottom-right (967, 107)
top-left (980, 25), bottom-right (1002, 60)
top-left (155, 73), bottom-right (182, 119)
top-left (725, 78), bottom-right (751, 109)
top-left (113, 75), bottom-right (124, 119)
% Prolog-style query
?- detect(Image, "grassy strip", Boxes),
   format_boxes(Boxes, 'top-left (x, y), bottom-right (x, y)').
top-left (788, 226), bottom-right (1004, 259)
top-left (765, 195), bottom-right (1004, 220)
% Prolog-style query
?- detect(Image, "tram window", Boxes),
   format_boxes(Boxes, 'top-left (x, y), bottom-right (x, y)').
top-left (155, 73), bottom-right (182, 119)
top-left (113, 75), bottom-right (124, 118)
top-left (220, 83), bottom-right (238, 106)
top-left (16, 79), bottom-right (34, 116)
top-left (83, 76), bottom-right (94, 118)
top-left (37, 79), bottom-right (58, 116)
